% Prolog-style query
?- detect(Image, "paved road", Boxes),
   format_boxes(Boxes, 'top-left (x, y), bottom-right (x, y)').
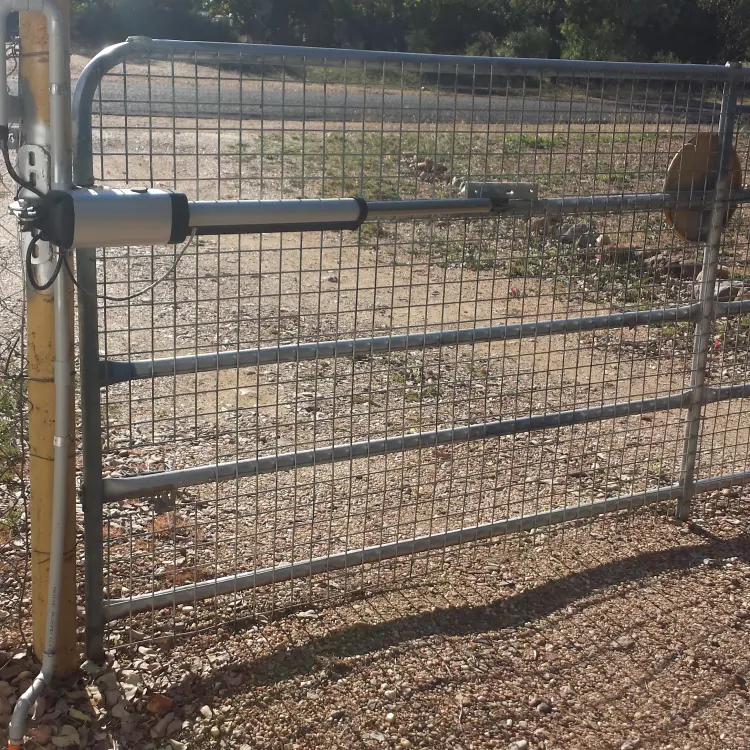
top-left (92, 79), bottom-right (716, 126)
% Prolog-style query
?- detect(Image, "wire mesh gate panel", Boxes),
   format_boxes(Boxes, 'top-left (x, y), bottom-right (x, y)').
top-left (72, 40), bottom-right (750, 657)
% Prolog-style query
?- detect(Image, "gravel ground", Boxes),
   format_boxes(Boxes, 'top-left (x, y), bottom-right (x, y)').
top-left (2, 501), bottom-right (749, 750)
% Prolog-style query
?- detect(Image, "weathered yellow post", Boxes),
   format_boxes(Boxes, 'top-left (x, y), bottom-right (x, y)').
top-left (20, 0), bottom-right (77, 675)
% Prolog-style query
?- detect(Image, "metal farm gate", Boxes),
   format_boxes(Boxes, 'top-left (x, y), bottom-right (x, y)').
top-left (72, 39), bottom-right (750, 659)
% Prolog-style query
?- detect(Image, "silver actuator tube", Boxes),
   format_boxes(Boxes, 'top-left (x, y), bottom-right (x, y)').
top-left (35, 188), bottom-right (495, 248)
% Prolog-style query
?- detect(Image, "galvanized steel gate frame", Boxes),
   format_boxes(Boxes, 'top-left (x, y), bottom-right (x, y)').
top-left (72, 39), bottom-right (750, 660)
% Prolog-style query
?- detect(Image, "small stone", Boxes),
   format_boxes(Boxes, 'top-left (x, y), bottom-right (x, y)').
top-left (151, 712), bottom-right (175, 738)
top-left (559, 223), bottom-right (589, 243)
top-left (111, 701), bottom-right (132, 721)
top-left (0, 681), bottom-right (12, 698)
top-left (147, 693), bottom-right (175, 716)
top-left (330, 709), bottom-right (345, 721)
top-left (400, 740), bottom-right (412, 748)
top-left (50, 725), bottom-right (80, 748)
top-left (96, 671), bottom-right (118, 690)
top-left (167, 719), bottom-right (183, 736)
top-left (295, 609), bottom-right (318, 620)
top-left (80, 659), bottom-right (102, 677)
top-left (122, 682), bottom-right (139, 700)
top-left (168, 741), bottom-right (187, 750)
top-left (385, 712), bottom-right (395, 723)
top-left (613, 635), bottom-right (635, 651)
top-left (383, 689), bottom-right (398, 700)
top-left (716, 280), bottom-right (746, 302)
top-left (536, 701), bottom-right (552, 715)
top-left (509, 741), bottom-right (528, 750)
top-left (0, 695), bottom-right (11, 716)
top-left (577, 231), bottom-right (599, 249)
top-left (29, 726), bottom-right (52, 744)
top-left (200, 705), bottom-right (213, 720)
top-left (695, 266), bottom-right (730, 283)
top-left (621, 741), bottom-right (641, 750)
top-left (327, 276), bottom-right (339, 283)
top-left (210, 726), bottom-right (221, 739)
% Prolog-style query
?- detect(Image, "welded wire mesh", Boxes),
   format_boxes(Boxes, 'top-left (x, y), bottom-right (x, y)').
top-left (74, 44), bottom-right (750, 649)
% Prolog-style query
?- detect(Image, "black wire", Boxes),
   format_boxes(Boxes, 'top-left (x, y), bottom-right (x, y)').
top-left (25, 233), bottom-right (63, 292)
top-left (1, 138), bottom-right (43, 198)
top-left (62, 231), bottom-right (196, 302)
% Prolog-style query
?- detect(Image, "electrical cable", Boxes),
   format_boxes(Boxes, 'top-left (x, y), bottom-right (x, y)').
top-left (1, 137), bottom-right (42, 197)
top-left (62, 230), bottom-right (196, 302)
top-left (24, 233), bottom-right (62, 292)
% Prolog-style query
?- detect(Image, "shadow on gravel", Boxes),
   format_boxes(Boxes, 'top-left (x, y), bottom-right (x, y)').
top-left (169, 527), bottom-right (750, 700)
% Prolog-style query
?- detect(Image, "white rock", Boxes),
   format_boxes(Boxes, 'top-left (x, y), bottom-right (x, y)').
top-left (200, 705), bottom-right (213, 720)
top-left (210, 726), bottom-right (221, 739)
top-left (295, 610), bottom-right (318, 620)
top-left (383, 689), bottom-right (398, 700)
top-left (385, 712), bottom-right (395, 723)
top-left (122, 683), bottom-right (139, 700)
top-left (168, 741), bottom-right (187, 750)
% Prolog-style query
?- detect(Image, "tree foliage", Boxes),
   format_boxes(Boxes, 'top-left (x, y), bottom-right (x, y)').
top-left (71, 0), bottom-right (750, 63)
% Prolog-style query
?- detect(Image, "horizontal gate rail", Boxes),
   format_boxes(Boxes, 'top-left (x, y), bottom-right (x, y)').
top-left (73, 37), bottom-right (750, 187)
top-left (104, 466), bottom-right (750, 621)
top-left (101, 381), bottom-right (750, 505)
top-left (100, 300), bottom-right (750, 385)
top-left (102, 383), bottom-right (750, 503)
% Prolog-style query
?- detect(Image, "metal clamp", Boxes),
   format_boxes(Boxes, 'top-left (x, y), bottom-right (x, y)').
top-left (461, 181), bottom-right (539, 214)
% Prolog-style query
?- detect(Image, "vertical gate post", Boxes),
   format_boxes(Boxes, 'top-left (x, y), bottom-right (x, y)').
top-left (20, 0), bottom-right (77, 674)
top-left (677, 63), bottom-right (741, 521)
top-left (75, 246), bottom-right (105, 661)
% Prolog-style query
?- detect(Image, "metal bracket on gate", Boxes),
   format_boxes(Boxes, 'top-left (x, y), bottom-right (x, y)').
top-left (462, 181), bottom-right (540, 215)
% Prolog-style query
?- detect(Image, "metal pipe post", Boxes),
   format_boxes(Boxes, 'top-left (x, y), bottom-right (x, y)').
top-left (18, 0), bottom-right (76, 676)
top-left (677, 63), bottom-right (741, 521)
top-left (75, 246), bottom-right (105, 661)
